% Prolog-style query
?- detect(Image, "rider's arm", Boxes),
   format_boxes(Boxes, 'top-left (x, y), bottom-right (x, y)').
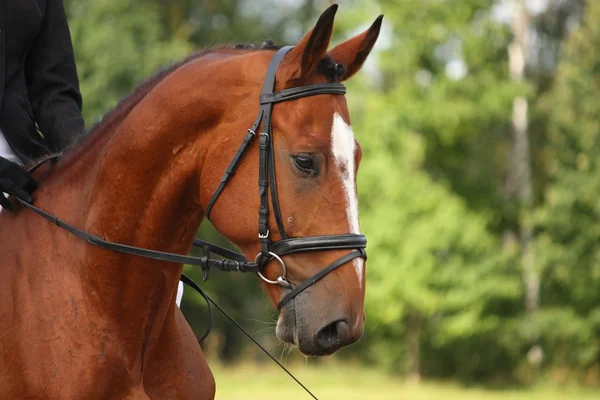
top-left (24, 0), bottom-right (85, 152)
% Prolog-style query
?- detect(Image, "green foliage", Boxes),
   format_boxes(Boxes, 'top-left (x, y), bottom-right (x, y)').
top-left (535, 0), bottom-right (600, 372)
top-left (375, 0), bottom-right (526, 226)
top-left (155, 0), bottom-right (318, 45)
top-left (65, 0), bottom-right (191, 125)
top-left (351, 81), bottom-right (521, 378)
top-left (334, 0), bottom-right (523, 380)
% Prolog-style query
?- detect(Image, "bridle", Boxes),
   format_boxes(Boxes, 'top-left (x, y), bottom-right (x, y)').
top-left (204, 46), bottom-right (367, 309)
top-left (16, 46), bottom-right (367, 311)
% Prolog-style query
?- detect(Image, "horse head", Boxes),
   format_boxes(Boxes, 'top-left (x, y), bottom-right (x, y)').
top-left (201, 5), bottom-right (382, 356)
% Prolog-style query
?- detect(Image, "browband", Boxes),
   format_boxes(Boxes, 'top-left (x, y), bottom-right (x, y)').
top-left (260, 83), bottom-right (346, 105)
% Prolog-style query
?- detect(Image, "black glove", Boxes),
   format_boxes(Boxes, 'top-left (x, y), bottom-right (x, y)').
top-left (0, 157), bottom-right (38, 211)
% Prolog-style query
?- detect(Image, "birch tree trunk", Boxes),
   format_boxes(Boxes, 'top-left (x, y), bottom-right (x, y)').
top-left (508, 0), bottom-right (542, 367)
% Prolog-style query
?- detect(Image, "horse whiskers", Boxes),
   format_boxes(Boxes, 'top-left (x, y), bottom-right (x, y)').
top-left (244, 318), bottom-right (277, 325)
top-left (274, 334), bottom-right (298, 356)
top-left (281, 342), bottom-right (298, 357)
top-left (277, 342), bottom-right (298, 365)
top-left (251, 326), bottom-right (276, 336)
top-left (284, 342), bottom-right (294, 352)
top-left (280, 346), bottom-right (288, 363)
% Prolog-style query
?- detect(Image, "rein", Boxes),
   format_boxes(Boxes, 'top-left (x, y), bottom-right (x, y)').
top-left (16, 46), bottom-right (369, 399)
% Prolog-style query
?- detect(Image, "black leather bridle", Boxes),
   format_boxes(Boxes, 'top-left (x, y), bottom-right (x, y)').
top-left (16, 46), bottom-right (367, 313)
top-left (203, 46), bottom-right (367, 309)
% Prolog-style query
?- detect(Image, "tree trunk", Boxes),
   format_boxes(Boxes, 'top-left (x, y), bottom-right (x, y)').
top-left (405, 312), bottom-right (422, 384)
top-left (508, 0), bottom-right (542, 366)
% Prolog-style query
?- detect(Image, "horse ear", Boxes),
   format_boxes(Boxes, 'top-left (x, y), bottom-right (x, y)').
top-left (328, 15), bottom-right (383, 81)
top-left (281, 4), bottom-right (338, 81)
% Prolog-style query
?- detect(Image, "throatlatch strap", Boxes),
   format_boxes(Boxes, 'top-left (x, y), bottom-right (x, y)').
top-left (204, 129), bottom-right (257, 219)
top-left (204, 108), bottom-right (266, 219)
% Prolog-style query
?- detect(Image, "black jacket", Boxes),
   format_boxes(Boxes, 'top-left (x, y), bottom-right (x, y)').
top-left (0, 0), bottom-right (84, 164)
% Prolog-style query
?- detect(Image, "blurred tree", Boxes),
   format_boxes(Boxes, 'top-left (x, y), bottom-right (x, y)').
top-left (152, 0), bottom-right (318, 46)
top-left (330, 0), bottom-right (524, 382)
top-left (64, 0), bottom-right (190, 125)
top-left (508, 0), bottom-right (540, 374)
top-left (349, 90), bottom-right (521, 382)
top-left (336, 0), bottom-right (595, 384)
top-left (535, 0), bottom-right (600, 378)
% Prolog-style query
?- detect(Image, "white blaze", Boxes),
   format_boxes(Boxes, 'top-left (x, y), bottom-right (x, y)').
top-left (330, 113), bottom-right (364, 285)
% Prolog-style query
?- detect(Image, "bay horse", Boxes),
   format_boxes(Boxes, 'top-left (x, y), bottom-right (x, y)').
top-left (0, 5), bottom-right (381, 398)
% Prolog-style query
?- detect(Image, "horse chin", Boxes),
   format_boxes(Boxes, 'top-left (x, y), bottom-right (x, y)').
top-left (275, 304), bottom-right (360, 357)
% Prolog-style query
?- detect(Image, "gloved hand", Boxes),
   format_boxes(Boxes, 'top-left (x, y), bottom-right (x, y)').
top-left (0, 157), bottom-right (38, 211)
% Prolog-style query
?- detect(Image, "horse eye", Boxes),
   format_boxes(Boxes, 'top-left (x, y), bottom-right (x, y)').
top-left (293, 155), bottom-right (315, 174)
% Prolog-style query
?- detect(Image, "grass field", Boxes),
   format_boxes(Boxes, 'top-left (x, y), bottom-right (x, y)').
top-left (210, 362), bottom-right (600, 400)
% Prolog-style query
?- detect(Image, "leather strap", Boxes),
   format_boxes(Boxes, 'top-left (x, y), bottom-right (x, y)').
top-left (16, 198), bottom-right (261, 274)
top-left (272, 234), bottom-right (367, 256)
top-left (260, 83), bottom-right (346, 104)
top-left (204, 129), bottom-right (256, 219)
top-left (258, 132), bottom-right (271, 257)
top-left (28, 153), bottom-right (62, 173)
top-left (192, 238), bottom-right (246, 262)
top-left (277, 248), bottom-right (366, 310)
top-left (260, 46), bottom-right (294, 93)
top-left (261, 47), bottom-right (293, 241)
top-left (181, 273), bottom-right (213, 342)
top-left (266, 108), bottom-right (289, 240)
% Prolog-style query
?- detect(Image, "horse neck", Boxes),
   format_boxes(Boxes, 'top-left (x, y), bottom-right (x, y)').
top-left (38, 52), bottom-right (260, 347)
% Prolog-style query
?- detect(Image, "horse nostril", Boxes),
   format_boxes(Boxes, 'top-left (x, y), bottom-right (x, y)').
top-left (314, 319), bottom-right (350, 351)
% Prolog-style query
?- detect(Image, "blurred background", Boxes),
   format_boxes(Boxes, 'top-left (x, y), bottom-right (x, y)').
top-left (64, 0), bottom-right (600, 398)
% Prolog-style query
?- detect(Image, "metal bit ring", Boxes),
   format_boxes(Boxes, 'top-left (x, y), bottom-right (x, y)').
top-left (255, 252), bottom-right (291, 288)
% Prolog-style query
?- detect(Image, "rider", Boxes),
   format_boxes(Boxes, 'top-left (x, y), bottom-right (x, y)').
top-left (0, 0), bottom-right (186, 306)
top-left (0, 0), bottom-right (84, 211)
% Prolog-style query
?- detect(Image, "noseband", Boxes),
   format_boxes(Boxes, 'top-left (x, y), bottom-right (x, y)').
top-left (17, 46), bottom-right (366, 311)
top-left (203, 46), bottom-right (366, 309)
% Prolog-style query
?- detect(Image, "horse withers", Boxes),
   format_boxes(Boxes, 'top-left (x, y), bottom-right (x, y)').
top-left (0, 4), bottom-right (381, 398)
